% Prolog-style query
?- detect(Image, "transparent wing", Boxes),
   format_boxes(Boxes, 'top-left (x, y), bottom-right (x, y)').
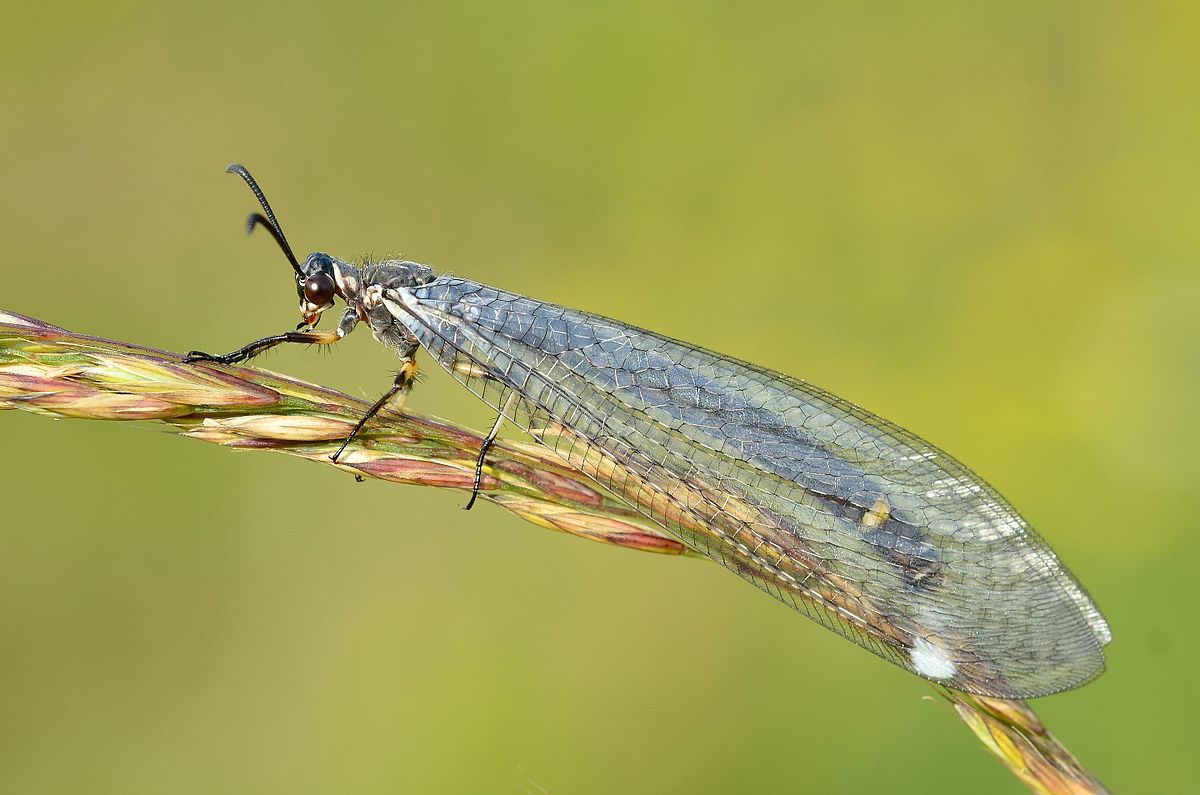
top-left (387, 278), bottom-right (1110, 698)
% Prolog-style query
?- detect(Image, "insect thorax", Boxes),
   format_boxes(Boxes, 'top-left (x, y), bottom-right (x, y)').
top-left (360, 259), bottom-right (436, 291)
top-left (351, 259), bottom-right (435, 358)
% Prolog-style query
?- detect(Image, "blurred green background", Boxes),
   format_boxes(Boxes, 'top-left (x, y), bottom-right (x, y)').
top-left (1, 3), bottom-right (1195, 793)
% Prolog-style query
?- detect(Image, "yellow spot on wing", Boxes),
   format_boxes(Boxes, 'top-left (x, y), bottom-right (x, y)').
top-left (862, 498), bottom-right (891, 529)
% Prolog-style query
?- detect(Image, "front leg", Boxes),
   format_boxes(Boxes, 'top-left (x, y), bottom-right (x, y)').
top-left (185, 309), bottom-right (359, 364)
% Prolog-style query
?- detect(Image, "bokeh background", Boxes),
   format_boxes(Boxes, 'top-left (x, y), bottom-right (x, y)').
top-left (1, 3), bottom-right (1196, 793)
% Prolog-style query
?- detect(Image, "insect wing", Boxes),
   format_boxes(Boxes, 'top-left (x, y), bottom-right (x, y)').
top-left (386, 278), bottom-right (1110, 698)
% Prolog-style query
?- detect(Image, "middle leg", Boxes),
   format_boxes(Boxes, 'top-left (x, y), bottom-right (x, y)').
top-left (330, 356), bottom-right (419, 463)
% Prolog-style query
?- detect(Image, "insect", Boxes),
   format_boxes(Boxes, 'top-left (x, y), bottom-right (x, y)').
top-left (186, 164), bottom-right (1111, 699)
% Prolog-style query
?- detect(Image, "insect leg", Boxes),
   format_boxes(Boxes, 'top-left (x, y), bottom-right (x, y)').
top-left (185, 309), bottom-right (359, 365)
top-left (463, 392), bottom-right (517, 510)
top-left (329, 356), bottom-right (419, 464)
top-left (184, 330), bottom-right (339, 364)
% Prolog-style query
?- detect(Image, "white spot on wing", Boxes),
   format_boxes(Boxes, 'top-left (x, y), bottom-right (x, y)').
top-left (910, 637), bottom-right (957, 680)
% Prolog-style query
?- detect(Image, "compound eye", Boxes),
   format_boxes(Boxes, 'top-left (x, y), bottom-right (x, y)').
top-left (303, 272), bottom-right (336, 305)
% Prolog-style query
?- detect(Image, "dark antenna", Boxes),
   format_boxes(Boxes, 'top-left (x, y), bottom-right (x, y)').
top-left (226, 163), bottom-right (304, 277)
